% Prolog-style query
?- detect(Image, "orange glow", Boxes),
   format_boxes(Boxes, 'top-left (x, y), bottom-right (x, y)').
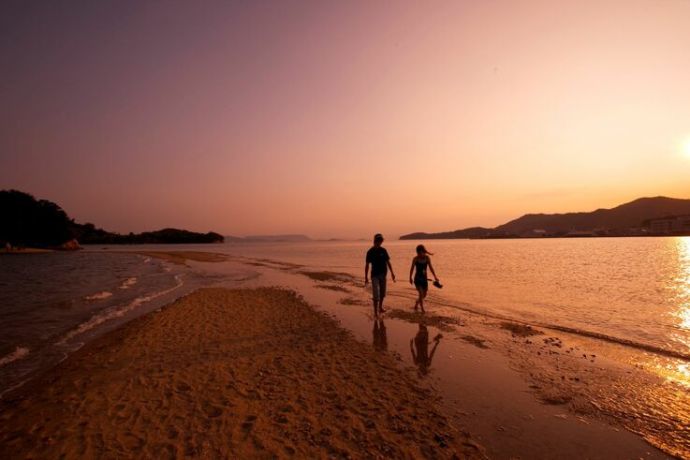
top-left (676, 238), bottom-right (690, 333)
top-left (682, 138), bottom-right (690, 159)
top-left (660, 237), bottom-right (690, 387)
top-left (0, 1), bottom-right (689, 237)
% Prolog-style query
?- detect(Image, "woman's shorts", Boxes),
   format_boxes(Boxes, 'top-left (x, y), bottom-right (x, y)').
top-left (414, 278), bottom-right (428, 291)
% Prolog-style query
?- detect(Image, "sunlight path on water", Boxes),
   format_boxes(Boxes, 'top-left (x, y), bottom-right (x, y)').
top-left (658, 237), bottom-right (690, 386)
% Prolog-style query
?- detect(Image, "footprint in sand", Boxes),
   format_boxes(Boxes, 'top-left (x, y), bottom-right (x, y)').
top-left (204, 404), bottom-right (223, 418)
top-left (176, 382), bottom-right (191, 393)
top-left (122, 432), bottom-right (145, 451)
top-left (242, 415), bottom-right (257, 434)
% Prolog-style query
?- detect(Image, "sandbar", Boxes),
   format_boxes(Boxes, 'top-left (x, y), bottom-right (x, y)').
top-left (0, 287), bottom-right (483, 459)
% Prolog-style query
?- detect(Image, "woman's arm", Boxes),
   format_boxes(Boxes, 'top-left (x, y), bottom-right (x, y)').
top-left (409, 258), bottom-right (415, 284)
top-left (428, 340), bottom-right (441, 364)
top-left (428, 257), bottom-right (438, 281)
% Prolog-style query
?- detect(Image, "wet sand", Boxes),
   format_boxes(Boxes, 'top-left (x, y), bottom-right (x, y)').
top-left (0, 287), bottom-right (483, 459)
top-left (131, 250), bottom-right (228, 265)
top-left (212, 256), bottom-right (676, 458)
top-left (1, 250), bottom-right (681, 458)
top-left (0, 247), bottom-right (53, 254)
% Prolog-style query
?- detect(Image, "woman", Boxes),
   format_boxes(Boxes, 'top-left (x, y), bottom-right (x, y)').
top-left (409, 244), bottom-right (439, 313)
top-left (410, 323), bottom-right (442, 375)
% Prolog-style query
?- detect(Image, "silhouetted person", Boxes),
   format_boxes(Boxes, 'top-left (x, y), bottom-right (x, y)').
top-left (409, 244), bottom-right (440, 313)
top-left (372, 318), bottom-right (388, 352)
top-left (365, 233), bottom-right (395, 317)
top-left (410, 324), bottom-right (442, 376)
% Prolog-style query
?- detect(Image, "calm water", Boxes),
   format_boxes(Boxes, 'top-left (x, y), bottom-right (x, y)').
top-left (1, 238), bottom-right (687, 455)
top-left (0, 252), bottom-right (189, 396)
top-left (221, 237), bottom-right (690, 359)
top-left (1, 237), bottom-right (688, 393)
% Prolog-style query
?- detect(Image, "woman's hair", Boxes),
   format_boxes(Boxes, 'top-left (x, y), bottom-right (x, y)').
top-left (416, 244), bottom-right (433, 255)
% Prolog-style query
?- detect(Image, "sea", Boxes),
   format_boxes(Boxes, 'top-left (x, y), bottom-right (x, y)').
top-left (1, 237), bottom-right (689, 393)
top-left (0, 251), bottom-right (220, 396)
top-left (221, 237), bottom-right (690, 359)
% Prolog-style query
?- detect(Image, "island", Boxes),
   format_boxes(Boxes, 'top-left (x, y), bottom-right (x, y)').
top-left (0, 190), bottom-right (224, 249)
top-left (401, 197), bottom-right (690, 240)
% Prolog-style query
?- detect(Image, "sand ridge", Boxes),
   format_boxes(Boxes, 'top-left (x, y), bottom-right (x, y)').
top-left (132, 251), bottom-right (228, 265)
top-left (0, 287), bottom-right (483, 459)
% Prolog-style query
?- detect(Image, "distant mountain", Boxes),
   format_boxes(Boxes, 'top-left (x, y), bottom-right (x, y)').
top-left (496, 197), bottom-right (690, 234)
top-left (0, 190), bottom-right (224, 247)
top-left (76, 226), bottom-right (224, 245)
top-left (400, 227), bottom-right (492, 240)
top-left (230, 234), bottom-right (312, 243)
top-left (400, 197), bottom-right (690, 240)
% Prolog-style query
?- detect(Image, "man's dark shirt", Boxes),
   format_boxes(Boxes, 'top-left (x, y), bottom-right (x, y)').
top-left (366, 246), bottom-right (390, 277)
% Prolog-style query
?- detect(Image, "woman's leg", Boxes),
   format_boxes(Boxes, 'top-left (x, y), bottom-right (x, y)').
top-left (415, 286), bottom-right (423, 310)
top-left (419, 288), bottom-right (427, 312)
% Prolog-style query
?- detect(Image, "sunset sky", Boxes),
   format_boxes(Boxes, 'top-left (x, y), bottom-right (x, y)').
top-left (1, 0), bottom-right (689, 238)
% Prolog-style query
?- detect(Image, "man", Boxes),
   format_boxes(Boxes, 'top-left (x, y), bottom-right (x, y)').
top-left (365, 233), bottom-right (395, 316)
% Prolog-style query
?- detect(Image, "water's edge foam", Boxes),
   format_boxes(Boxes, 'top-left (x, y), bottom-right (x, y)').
top-left (58, 274), bottom-right (184, 345)
top-left (0, 346), bottom-right (30, 367)
top-left (399, 295), bottom-right (690, 361)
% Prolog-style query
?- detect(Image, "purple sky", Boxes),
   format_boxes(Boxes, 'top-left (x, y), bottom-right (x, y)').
top-left (2, 1), bottom-right (689, 238)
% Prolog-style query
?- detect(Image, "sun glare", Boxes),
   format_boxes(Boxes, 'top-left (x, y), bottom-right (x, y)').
top-left (682, 138), bottom-right (690, 159)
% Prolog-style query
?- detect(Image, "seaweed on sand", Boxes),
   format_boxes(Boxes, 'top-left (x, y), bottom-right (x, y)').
top-left (500, 322), bottom-right (543, 337)
top-left (387, 309), bottom-right (461, 332)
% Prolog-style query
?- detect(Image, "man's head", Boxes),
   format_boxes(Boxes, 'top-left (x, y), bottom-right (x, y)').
top-left (373, 233), bottom-right (384, 246)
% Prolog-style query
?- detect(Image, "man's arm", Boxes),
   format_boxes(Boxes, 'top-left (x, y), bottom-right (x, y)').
top-left (364, 262), bottom-right (370, 285)
top-left (387, 260), bottom-right (396, 282)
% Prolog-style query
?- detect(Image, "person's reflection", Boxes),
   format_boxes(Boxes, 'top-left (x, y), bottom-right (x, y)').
top-left (410, 323), bottom-right (442, 376)
top-left (373, 318), bottom-right (388, 352)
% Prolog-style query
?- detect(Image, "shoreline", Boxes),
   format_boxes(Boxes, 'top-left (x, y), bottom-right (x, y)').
top-left (214, 254), bottom-right (681, 458)
top-left (1, 249), bottom-right (684, 458)
top-left (0, 247), bottom-right (54, 254)
top-left (0, 287), bottom-right (483, 459)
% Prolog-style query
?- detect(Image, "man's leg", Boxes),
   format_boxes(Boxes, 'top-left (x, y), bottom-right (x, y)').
top-left (378, 276), bottom-right (387, 313)
top-left (371, 277), bottom-right (381, 316)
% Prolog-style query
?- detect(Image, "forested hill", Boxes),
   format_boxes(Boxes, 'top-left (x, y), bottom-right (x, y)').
top-left (0, 190), bottom-right (224, 247)
top-left (401, 197), bottom-right (690, 239)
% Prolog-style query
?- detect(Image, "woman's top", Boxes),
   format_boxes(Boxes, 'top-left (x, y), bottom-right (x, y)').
top-left (414, 257), bottom-right (429, 281)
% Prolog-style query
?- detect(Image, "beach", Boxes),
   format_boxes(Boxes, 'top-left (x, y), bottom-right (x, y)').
top-left (0, 246), bottom-right (686, 459)
top-left (0, 287), bottom-right (482, 459)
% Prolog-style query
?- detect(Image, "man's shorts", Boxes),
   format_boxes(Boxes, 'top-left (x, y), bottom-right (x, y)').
top-left (371, 274), bottom-right (387, 301)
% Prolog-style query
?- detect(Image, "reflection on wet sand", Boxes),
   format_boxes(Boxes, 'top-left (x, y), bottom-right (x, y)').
top-left (410, 324), bottom-right (442, 376)
top-left (373, 319), bottom-right (387, 352)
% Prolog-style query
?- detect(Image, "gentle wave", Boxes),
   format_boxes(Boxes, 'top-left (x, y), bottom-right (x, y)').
top-left (538, 323), bottom-right (690, 361)
top-left (0, 346), bottom-right (30, 367)
top-left (426, 297), bottom-right (690, 361)
top-left (58, 275), bottom-right (183, 345)
top-left (85, 291), bottom-right (113, 301)
top-left (119, 277), bottom-right (137, 289)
